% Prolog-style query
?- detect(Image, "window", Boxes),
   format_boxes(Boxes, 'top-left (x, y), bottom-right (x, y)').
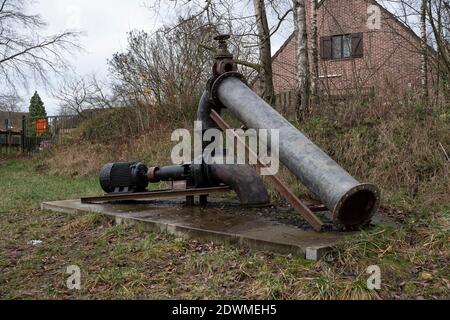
top-left (4, 119), bottom-right (14, 130)
top-left (321, 33), bottom-right (363, 60)
top-left (332, 35), bottom-right (352, 59)
top-left (342, 36), bottom-right (352, 58)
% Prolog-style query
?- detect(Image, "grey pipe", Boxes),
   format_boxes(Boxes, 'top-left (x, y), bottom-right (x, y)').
top-left (197, 93), bottom-right (270, 207)
top-left (212, 74), bottom-right (380, 228)
top-left (197, 91), bottom-right (221, 130)
top-left (208, 164), bottom-right (270, 207)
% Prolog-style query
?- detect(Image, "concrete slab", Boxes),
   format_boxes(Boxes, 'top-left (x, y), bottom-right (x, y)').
top-left (41, 198), bottom-right (350, 260)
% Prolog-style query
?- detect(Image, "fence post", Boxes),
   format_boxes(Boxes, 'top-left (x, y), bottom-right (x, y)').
top-left (21, 115), bottom-right (26, 154)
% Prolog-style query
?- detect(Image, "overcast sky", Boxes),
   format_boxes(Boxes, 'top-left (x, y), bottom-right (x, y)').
top-left (22, 0), bottom-right (162, 115)
top-left (20, 0), bottom-right (291, 116)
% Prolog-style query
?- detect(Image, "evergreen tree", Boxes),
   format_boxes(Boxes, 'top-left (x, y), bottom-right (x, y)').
top-left (29, 91), bottom-right (47, 117)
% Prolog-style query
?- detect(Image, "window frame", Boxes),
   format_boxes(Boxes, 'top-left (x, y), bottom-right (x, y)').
top-left (321, 33), bottom-right (364, 61)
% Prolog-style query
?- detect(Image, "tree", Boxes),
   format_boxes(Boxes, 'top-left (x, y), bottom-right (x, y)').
top-left (420, 0), bottom-right (429, 101)
top-left (310, 0), bottom-right (319, 103)
top-left (54, 77), bottom-right (92, 117)
top-left (0, 0), bottom-right (80, 93)
top-left (110, 17), bottom-right (217, 109)
top-left (293, 0), bottom-right (309, 120)
top-left (253, 0), bottom-right (275, 104)
top-left (146, 0), bottom-right (292, 105)
top-left (29, 91), bottom-right (46, 117)
top-left (0, 93), bottom-right (22, 112)
top-left (427, 0), bottom-right (450, 100)
top-left (383, 0), bottom-right (449, 101)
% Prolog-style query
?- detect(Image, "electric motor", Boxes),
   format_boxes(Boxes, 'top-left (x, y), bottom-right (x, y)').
top-left (100, 162), bottom-right (149, 194)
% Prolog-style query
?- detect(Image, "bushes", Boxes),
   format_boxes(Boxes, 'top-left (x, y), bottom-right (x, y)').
top-left (78, 98), bottom-right (200, 144)
top-left (297, 99), bottom-right (450, 213)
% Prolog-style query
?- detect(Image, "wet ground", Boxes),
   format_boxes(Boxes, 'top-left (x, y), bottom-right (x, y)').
top-left (109, 197), bottom-right (395, 231)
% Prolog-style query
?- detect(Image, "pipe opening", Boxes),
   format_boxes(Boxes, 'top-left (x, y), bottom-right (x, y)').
top-left (335, 185), bottom-right (380, 228)
top-left (224, 63), bottom-right (234, 73)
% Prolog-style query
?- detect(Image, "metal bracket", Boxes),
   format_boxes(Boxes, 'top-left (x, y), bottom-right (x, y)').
top-left (81, 186), bottom-right (232, 204)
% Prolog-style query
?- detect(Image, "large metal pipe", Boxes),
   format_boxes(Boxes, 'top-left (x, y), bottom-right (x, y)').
top-left (212, 73), bottom-right (380, 228)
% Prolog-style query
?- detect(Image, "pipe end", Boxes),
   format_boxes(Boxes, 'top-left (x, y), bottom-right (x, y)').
top-left (333, 184), bottom-right (381, 230)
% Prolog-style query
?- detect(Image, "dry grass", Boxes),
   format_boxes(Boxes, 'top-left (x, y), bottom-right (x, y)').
top-left (44, 120), bottom-right (181, 178)
top-left (296, 99), bottom-right (450, 214)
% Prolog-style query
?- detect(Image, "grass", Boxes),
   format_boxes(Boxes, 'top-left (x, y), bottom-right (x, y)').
top-left (0, 158), bottom-right (448, 300)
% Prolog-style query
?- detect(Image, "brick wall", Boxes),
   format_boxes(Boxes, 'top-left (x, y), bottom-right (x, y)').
top-left (271, 0), bottom-right (427, 113)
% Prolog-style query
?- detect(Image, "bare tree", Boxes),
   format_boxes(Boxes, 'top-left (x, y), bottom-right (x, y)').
top-left (54, 73), bottom-right (119, 116)
top-left (310, 0), bottom-right (319, 103)
top-left (54, 77), bottom-right (93, 117)
top-left (147, 0), bottom-right (293, 105)
top-left (89, 75), bottom-right (116, 109)
top-left (0, 0), bottom-right (80, 93)
top-left (427, 0), bottom-right (450, 98)
top-left (382, 0), bottom-right (449, 101)
top-left (254, 0), bottom-right (275, 104)
top-left (420, 0), bottom-right (429, 101)
top-left (110, 17), bottom-right (217, 109)
top-left (0, 93), bottom-right (22, 112)
top-left (293, 0), bottom-right (309, 119)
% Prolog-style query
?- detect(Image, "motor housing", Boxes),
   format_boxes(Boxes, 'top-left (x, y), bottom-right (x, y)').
top-left (100, 162), bottom-right (149, 194)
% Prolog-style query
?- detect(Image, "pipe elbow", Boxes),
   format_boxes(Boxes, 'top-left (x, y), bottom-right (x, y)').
top-left (197, 91), bottom-right (221, 130)
top-left (208, 164), bottom-right (270, 207)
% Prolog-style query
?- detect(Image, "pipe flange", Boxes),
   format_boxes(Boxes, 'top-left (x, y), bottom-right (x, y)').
top-left (332, 183), bottom-right (381, 230)
top-left (210, 72), bottom-right (248, 104)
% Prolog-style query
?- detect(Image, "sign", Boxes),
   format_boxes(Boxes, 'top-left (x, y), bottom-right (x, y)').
top-left (35, 118), bottom-right (48, 134)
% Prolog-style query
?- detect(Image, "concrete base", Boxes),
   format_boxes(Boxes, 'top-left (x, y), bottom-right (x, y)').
top-left (41, 198), bottom-right (350, 261)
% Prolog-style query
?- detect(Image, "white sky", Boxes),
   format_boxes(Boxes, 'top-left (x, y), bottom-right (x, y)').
top-left (23, 0), bottom-right (162, 115)
top-left (20, 0), bottom-right (290, 116)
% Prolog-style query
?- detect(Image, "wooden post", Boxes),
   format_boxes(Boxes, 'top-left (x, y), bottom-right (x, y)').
top-left (21, 116), bottom-right (26, 153)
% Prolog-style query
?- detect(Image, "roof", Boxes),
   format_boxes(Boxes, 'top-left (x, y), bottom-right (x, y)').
top-left (0, 111), bottom-right (28, 117)
top-left (271, 33), bottom-right (295, 63)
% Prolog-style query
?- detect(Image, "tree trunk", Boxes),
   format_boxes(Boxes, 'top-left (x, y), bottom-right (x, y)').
top-left (310, 0), bottom-right (319, 104)
top-left (420, 0), bottom-right (429, 102)
top-left (294, 0), bottom-right (310, 120)
top-left (253, 0), bottom-right (275, 104)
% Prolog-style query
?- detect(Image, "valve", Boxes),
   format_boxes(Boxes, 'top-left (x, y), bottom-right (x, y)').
top-left (213, 34), bottom-right (237, 77)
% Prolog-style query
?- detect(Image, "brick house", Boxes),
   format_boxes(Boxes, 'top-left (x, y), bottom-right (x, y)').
top-left (271, 0), bottom-right (431, 115)
top-left (0, 111), bottom-right (28, 133)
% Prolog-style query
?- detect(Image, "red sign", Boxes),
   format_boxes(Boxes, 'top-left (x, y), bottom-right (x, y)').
top-left (36, 118), bottom-right (48, 134)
